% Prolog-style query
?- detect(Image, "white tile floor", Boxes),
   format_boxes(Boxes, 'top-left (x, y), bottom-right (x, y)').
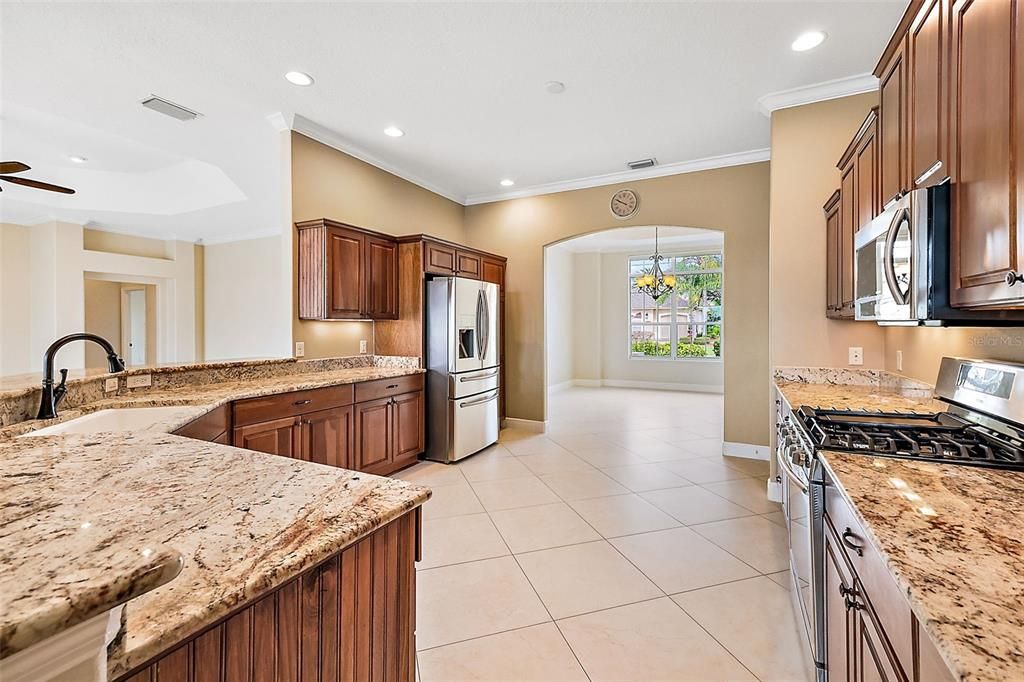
top-left (398, 387), bottom-right (814, 681)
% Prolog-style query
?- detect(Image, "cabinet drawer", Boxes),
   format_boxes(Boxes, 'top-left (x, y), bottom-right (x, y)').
top-left (233, 384), bottom-right (354, 427)
top-left (825, 479), bottom-right (914, 675)
top-left (354, 373), bottom-right (424, 403)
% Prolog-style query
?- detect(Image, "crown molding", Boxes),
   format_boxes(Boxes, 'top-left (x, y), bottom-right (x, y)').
top-left (289, 114), bottom-right (465, 204)
top-left (464, 148), bottom-right (770, 206)
top-left (756, 73), bottom-right (879, 117)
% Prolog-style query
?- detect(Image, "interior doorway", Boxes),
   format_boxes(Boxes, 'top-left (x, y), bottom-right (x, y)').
top-left (121, 287), bottom-right (148, 366)
top-left (83, 277), bottom-right (158, 369)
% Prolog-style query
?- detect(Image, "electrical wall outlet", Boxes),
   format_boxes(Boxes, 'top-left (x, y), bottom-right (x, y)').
top-left (104, 377), bottom-right (119, 393)
top-left (126, 374), bottom-right (152, 389)
top-left (359, 340), bottom-right (368, 354)
top-left (848, 347), bottom-right (864, 366)
top-left (295, 341), bottom-right (305, 358)
top-left (896, 350), bottom-right (903, 372)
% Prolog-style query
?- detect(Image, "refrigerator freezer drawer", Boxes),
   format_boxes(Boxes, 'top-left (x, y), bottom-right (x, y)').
top-left (450, 367), bottom-right (500, 399)
top-left (449, 388), bottom-right (500, 462)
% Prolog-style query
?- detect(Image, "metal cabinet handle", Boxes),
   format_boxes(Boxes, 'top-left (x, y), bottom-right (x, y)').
top-left (386, 384), bottom-right (398, 389)
top-left (844, 596), bottom-right (864, 611)
top-left (293, 399), bottom-right (312, 406)
top-left (842, 528), bottom-right (865, 557)
top-left (1006, 271), bottom-right (1024, 286)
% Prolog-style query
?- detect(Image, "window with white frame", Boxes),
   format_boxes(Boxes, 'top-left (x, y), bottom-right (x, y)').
top-left (629, 252), bottom-right (723, 359)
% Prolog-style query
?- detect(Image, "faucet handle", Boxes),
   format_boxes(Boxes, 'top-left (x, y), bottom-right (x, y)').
top-left (53, 368), bottom-right (69, 406)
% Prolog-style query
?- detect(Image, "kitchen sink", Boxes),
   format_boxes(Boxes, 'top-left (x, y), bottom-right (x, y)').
top-left (21, 406), bottom-right (196, 437)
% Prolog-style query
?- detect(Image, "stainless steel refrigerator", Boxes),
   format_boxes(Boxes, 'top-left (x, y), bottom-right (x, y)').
top-left (425, 276), bottom-right (501, 463)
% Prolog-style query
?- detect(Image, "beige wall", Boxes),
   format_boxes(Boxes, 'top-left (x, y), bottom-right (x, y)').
top-left (83, 228), bottom-right (172, 260)
top-left (572, 252), bottom-right (603, 382)
top-left (544, 247), bottom-right (576, 387)
top-left (463, 163), bottom-right (771, 446)
top-left (769, 93), bottom-right (887, 371)
top-left (0, 223), bottom-right (33, 376)
top-left (83, 280), bottom-right (123, 368)
top-left (290, 132), bottom-right (466, 359)
top-left (884, 326), bottom-right (1024, 384)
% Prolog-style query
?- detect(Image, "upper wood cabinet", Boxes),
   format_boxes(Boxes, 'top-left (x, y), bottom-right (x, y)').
top-left (879, 36), bottom-right (910, 206)
top-left (909, 0), bottom-right (950, 189)
top-left (296, 219), bottom-right (399, 321)
top-left (422, 238), bottom-right (488, 279)
top-left (824, 190), bottom-right (842, 317)
top-left (948, 0), bottom-right (1024, 308)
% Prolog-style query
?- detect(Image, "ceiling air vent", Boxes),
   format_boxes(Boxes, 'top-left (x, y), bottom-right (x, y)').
top-left (626, 158), bottom-right (657, 171)
top-left (141, 95), bottom-right (201, 121)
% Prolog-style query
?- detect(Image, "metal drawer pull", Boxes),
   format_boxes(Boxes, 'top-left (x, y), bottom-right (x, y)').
top-left (914, 160), bottom-right (943, 186)
top-left (844, 596), bottom-right (864, 611)
top-left (460, 370), bottom-right (499, 382)
top-left (293, 399), bottom-right (312, 406)
top-left (1006, 271), bottom-right (1024, 286)
top-left (841, 527), bottom-right (865, 557)
top-left (459, 392), bottom-right (498, 408)
top-left (386, 384), bottom-right (398, 389)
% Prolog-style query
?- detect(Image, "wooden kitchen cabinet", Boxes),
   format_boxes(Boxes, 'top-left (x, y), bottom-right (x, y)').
top-left (835, 109), bottom-right (880, 319)
top-left (948, 0), bottom-right (1024, 308)
top-left (824, 531), bottom-right (853, 682)
top-left (302, 405), bottom-right (354, 469)
top-left (824, 190), bottom-right (843, 317)
top-left (879, 37), bottom-right (910, 206)
top-left (423, 239), bottom-right (457, 275)
top-left (391, 390), bottom-right (425, 462)
top-left (354, 397), bottom-right (392, 474)
top-left (908, 0), bottom-right (950, 189)
top-left (455, 250), bottom-right (482, 279)
top-left (296, 219), bottom-right (399, 321)
top-left (233, 415), bottom-right (301, 459)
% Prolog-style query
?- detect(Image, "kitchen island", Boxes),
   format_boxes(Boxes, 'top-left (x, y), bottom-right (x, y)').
top-left (0, 357), bottom-right (431, 680)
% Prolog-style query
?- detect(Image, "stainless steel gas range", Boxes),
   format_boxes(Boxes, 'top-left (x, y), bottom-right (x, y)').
top-left (776, 357), bottom-right (1024, 682)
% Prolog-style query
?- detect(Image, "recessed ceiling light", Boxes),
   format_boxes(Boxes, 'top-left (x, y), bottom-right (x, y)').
top-left (284, 71), bottom-right (315, 86)
top-left (383, 126), bottom-right (405, 138)
top-left (545, 81), bottom-right (566, 94)
top-left (500, 179), bottom-right (515, 187)
top-left (791, 31), bottom-right (826, 52)
top-left (69, 155), bottom-right (88, 164)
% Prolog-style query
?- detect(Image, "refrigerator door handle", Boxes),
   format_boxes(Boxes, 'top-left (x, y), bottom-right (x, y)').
top-left (460, 369), bottom-right (499, 382)
top-left (479, 288), bottom-right (491, 360)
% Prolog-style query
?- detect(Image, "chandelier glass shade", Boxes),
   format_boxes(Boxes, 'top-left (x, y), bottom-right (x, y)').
top-left (634, 228), bottom-right (676, 300)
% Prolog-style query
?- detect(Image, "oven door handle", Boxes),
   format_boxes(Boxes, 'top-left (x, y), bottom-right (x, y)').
top-left (777, 451), bottom-right (809, 494)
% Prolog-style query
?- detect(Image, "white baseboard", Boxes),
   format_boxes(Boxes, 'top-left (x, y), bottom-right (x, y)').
top-left (766, 479), bottom-right (783, 503)
top-left (723, 441), bottom-right (770, 460)
top-left (548, 379), bottom-right (723, 394)
top-left (503, 417), bottom-right (548, 433)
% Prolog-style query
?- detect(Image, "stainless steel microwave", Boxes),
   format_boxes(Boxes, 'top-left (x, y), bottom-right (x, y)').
top-left (853, 184), bottom-right (1024, 326)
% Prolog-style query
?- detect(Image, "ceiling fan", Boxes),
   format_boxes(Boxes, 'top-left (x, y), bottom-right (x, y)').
top-left (0, 161), bottom-right (76, 194)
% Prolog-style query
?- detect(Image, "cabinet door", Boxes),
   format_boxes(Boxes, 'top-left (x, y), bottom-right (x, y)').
top-left (233, 416), bottom-right (299, 459)
top-left (839, 161), bottom-right (858, 317)
top-left (880, 38), bottom-right (909, 206)
top-left (326, 227), bottom-right (365, 319)
top-left (825, 531), bottom-right (853, 682)
top-left (354, 397), bottom-right (392, 474)
top-left (825, 192), bottom-right (842, 316)
top-left (480, 256), bottom-right (505, 287)
top-left (391, 391), bottom-right (425, 463)
top-left (455, 250), bottom-right (482, 279)
top-left (854, 599), bottom-right (907, 682)
top-left (302, 405), bottom-right (354, 469)
top-left (909, 0), bottom-right (949, 188)
top-left (856, 120), bottom-right (880, 231)
top-left (364, 236), bottom-right (399, 319)
top-left (424, 241), bottom-right (457, 275)
top-left (949, 0), bottom-right (1023, 308)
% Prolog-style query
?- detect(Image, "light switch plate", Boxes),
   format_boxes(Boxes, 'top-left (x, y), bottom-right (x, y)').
top-left (848, 347), bottom-right (864, 366)
top-left (104, 377), bottom-right (119, 393)
top-left (896, 350), bottom-right (903, 371)
top-left (359, 340), bottom-right (368, 354)
top-left (295, 341), bottom-right (305, 358)
top-left (126, 374), bottom-right (152, 389)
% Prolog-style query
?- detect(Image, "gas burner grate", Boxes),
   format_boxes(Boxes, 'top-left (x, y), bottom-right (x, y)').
top-left (798, 407), bottom-right (1024, 471)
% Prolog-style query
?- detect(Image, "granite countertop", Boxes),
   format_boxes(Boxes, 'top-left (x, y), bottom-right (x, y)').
top-left (776, 381), bottom-right (946, 414)
top-left (0, 364), bottom-right (430, 673)
top-left (820, 452), bottom-right (1024, 682)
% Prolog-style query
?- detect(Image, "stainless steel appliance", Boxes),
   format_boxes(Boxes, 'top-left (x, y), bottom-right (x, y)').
top-left (779, 357), bottom-right (1024, 681)
top-left (853, 184), bottom-right (1024, 325)
top-left (424, 276), bottom-right (501, 463)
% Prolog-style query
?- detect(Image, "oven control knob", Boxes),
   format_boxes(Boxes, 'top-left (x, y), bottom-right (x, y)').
top-left (1006, 271), bottom-right (1024, 286)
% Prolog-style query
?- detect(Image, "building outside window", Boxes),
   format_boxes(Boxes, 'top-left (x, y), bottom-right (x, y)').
top-left (629, 252), bottom-right (723, 359)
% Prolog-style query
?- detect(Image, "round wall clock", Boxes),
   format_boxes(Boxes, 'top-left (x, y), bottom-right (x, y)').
top-left (610, 188), bottom-right (639, 219)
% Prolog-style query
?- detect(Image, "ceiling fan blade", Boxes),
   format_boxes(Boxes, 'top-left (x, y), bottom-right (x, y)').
top-left (0, 161), bottom-right (31, 175)
top-left (0, 176), bottom-right (76, 194)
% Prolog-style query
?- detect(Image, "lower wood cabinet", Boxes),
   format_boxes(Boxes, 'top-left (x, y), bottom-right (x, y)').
top-left (233, 415), bottom-right (302, 459)
top-left (115, 510), bottom-right (421, 682)
top-left (824, 480), bottom-right (955, 682)
top-left (303, 405), bottom-right (355, 469)
top-left (355, 391), bottom-right (425, 476)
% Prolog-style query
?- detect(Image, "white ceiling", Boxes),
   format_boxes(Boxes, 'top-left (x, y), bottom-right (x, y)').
top-left (0, 2), bottom-right (905, 242)
top-left (550, 226), bottom-right (723, 254)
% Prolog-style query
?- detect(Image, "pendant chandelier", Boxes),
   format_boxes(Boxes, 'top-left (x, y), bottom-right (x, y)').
top-left (634, 227), bottom-right (676, 300)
